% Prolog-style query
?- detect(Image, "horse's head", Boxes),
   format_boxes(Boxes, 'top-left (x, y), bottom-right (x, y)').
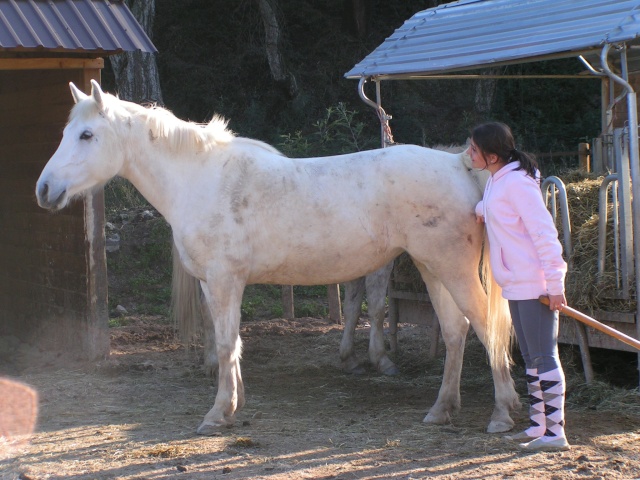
top-left (458, 141), bottom-right (490, 191)
top-left (36, 80), bottom-right (123, 210)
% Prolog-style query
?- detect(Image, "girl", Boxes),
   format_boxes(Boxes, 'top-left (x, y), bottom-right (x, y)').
top-left (469, 122), bottom-right (570, 452)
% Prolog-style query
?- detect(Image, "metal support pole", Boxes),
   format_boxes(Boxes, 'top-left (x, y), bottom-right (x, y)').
top-left (358, 77), bottom-right (404, 351)
top-left (597, 174), bottom-right (619, 283)
top-left (601, 43), bottom-right (640, 384)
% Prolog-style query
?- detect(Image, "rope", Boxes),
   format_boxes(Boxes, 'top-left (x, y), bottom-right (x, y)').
top-left (376, 106), bottom-right (395, 147)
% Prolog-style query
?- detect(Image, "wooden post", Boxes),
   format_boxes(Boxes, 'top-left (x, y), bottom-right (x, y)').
top-left (327, 284), bottom-right (342, 324)
top-left (578, 142), bottom-right (591, 172)
top-left (282, 285), bottom-right (294, 319)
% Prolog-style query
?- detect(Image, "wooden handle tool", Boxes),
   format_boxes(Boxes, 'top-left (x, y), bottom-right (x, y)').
top-left (539, 295), bottom-right (640, 351)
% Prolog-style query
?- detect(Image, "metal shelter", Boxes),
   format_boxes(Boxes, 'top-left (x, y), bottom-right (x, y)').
top-left (345, 0), bottom-right (640, 376)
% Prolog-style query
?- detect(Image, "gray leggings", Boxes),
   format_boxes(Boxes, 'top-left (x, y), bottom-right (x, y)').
top-left (508, 299), bottom-right (561, 373)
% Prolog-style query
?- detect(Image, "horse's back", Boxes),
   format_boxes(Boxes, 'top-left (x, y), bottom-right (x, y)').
top-left (266, 144), bottom-right (480, 211)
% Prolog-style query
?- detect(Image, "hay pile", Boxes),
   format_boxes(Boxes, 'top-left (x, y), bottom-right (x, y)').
top-left (392, 253), bottom-right (427, 294)
top-left (562, 171), bottom-right (636, 313)
top-left (392, 170), bottom-right (636, 313)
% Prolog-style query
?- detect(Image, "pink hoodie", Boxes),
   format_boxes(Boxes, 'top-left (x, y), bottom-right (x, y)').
top-left (475, 161), bottom-right (567, 300)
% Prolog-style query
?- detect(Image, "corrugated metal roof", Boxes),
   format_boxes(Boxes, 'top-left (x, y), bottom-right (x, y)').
top-left (0, 0), bottom-right (156, 55)
top-left (345, 0), bottom-right (640, 79)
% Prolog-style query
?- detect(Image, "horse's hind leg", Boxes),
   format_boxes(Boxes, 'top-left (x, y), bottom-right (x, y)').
top-left (415, 266), bottom-right (468, 425)
top-left (453, 285), bottom-right (520, 433)
top-left (340, 277), bottom-right (367, 374)
top-left (424, 264), bottom-right (519, 433)
top-left (365, 262), bottom-right (398, 375)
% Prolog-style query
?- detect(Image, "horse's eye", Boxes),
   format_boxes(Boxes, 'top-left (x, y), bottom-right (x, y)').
top-left (80, 131), bottom-right (93, 140)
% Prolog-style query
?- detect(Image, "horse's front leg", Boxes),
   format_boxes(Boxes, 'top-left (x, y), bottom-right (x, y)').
top-left (340, 277), bottom-right (366, 374)
top-left (365, 262), bottom-right (398, 375)
top-left (197, 280), bottom-right (245, 435)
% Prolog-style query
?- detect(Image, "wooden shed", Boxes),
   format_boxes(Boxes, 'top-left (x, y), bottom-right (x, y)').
top-left (0, 0), bottom-right (156, 361)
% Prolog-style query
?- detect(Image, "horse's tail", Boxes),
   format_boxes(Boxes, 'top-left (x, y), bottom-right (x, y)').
top-left (171, 243), bottom-right (202, 343)
top-left (480, 231), bottom-right (514, 370)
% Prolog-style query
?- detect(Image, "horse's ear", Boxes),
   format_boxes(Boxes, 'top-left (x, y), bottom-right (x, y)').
top-left (89, 79), bottom-right (105, 110)
top-left (69, 82), bottom-right (88, 104)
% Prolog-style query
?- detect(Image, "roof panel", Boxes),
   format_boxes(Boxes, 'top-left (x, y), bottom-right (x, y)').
top-left (0, 0), bottom-right (156, 55)
top-left (345, 0), bottom-right (640, 79)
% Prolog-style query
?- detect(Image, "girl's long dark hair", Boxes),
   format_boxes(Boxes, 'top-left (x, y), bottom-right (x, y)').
top-left (471, 122), bottom-right (538, 178)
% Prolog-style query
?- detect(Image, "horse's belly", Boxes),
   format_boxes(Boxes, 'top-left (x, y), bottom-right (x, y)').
top-left (247, 242), bottom-right (400, 285)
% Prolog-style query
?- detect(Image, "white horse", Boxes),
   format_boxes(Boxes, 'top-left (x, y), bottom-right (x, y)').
top-left (36, 80), bottom-right (519, 435)
top-left (186, 144), bottom-right (474, 378)
top-left (189, 145), bottom-right (473, 379)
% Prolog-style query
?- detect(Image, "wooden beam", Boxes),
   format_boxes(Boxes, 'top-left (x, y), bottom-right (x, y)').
top-left (327, 284), bottom-right (342, 324)
top-left (282, 285), bottom-right (294, 319)
top-left (0, 58), bottom-right (104, 70)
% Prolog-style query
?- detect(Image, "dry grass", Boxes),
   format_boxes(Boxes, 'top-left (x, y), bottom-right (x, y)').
top-left (560, 171), bottom-right (636, 313)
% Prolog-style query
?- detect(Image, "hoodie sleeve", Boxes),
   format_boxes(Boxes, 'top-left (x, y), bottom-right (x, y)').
top-left (506, 174), bottom-right (567, 295)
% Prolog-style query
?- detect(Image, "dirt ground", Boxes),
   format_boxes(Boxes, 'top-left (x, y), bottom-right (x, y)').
top-left (1, 316), bottom-right (640, 480)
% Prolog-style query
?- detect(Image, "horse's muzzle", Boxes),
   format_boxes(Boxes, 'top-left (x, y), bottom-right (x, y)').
top-left (36, 181), bottom-right (67, 210)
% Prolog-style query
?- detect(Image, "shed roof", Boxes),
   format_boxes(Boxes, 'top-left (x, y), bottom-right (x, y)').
top-left (345, 0), bottom-right (640, 79)
top-left (0, 0), bottom-right (156, 55)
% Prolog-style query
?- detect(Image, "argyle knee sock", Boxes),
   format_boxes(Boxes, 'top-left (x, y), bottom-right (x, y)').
top-left (523, 368), bottom-right (546, 437)
top-left (504, 368), bottom-right (545, 441)
top-left (538, 367), bottom-right (567, 440)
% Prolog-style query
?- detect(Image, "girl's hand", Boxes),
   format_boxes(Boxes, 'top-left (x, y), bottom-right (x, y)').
top-left (548, 293), bottom-right (566, 311)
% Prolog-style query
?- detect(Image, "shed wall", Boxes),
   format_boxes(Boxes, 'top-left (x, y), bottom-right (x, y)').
top-left (0, 66), bottom-right (108, 360)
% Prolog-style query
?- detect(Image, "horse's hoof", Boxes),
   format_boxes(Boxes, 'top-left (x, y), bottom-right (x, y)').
top-left (196, 421), bottom-right (227, 435)
top-left (422, 412), bottom-right (450, 425)
top-left (342, 358), bottom-right (367, 375)
top-left (345, 364), bottom-right (367, 375)
top-left (377, 358), bottom-right (399, 376)
top-left (487, 419), bottom-right (515, 433)
top-left (383, 365), bottom-right (399, 375)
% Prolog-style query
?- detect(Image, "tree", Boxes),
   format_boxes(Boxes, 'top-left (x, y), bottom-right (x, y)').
top-left (344, 0), bottom-right (372, 38)
top-left (475, 68), bottom-right (500, 115)
top-left (109, 0), bottom-right (163, 104)
top-left (255, 0), bottom-right (298, 98)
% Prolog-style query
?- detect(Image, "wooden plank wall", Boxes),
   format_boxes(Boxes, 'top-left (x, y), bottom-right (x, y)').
top-left (0, 65), bottom-right (109, 360)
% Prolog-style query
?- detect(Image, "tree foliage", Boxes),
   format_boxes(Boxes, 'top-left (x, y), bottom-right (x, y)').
top-left (111, 0), bottom-right (602, 168)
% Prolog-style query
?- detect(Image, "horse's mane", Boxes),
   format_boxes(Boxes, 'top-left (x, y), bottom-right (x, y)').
top-left (433, 143), bottom-right (466, 154)
top-left (432, 143), bottom-right (488, 190)
top-left (72, 92), bottom-right (283, 156)
top-left (432, 143), bottom-right (472, 169)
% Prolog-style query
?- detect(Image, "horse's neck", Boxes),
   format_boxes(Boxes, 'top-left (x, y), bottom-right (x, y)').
top-left (470, 167), bottom-right (490, 191)
top-left (119, 142), bottom-right (193, 225)
top-left (459, 151), bottom-right (490, 192)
